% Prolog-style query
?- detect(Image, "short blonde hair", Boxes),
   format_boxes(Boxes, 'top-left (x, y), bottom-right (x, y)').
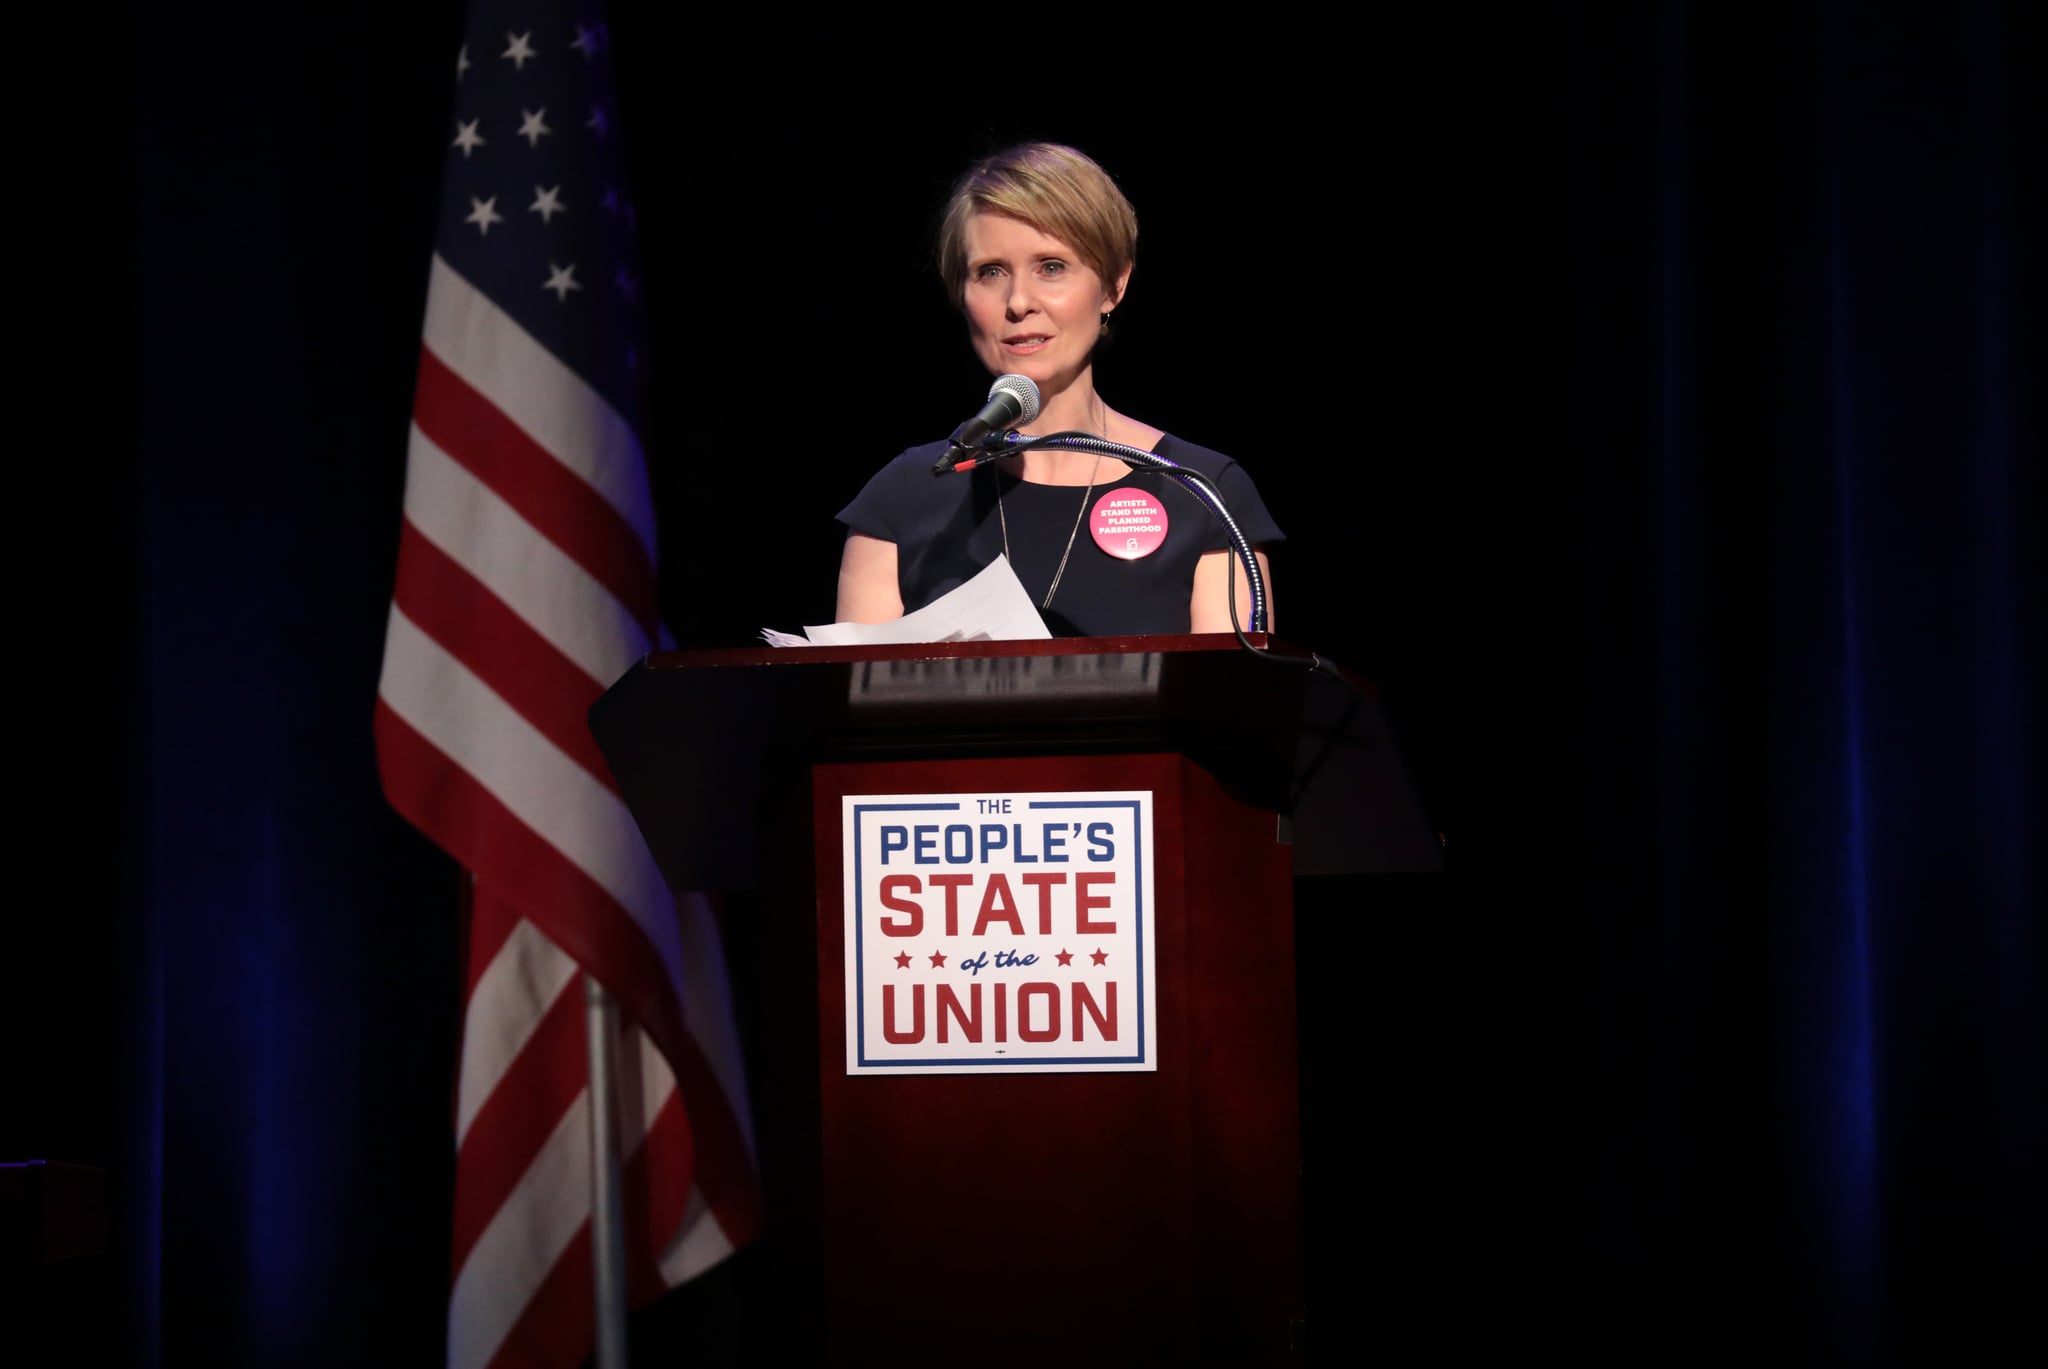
top-left (936, 143), bottom-right (1139, 308)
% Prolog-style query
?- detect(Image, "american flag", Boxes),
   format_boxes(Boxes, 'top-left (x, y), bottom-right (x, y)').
top-left (374, 4), bottom-right (761, 1365)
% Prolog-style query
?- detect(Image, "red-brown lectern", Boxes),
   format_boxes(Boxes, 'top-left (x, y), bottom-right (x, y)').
top-left (590, 633), bottom-right (1437, 1363)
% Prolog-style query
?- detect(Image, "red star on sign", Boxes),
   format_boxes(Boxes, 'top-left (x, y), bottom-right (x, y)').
top-left (893, 951), bottom-right (912, 969)
top-left (1055, 948), bottom-right (1073, 967)
top-left (1090, 948), bottom-right (1109, 966)
top-left (929, 950), bottom-right (948, 968)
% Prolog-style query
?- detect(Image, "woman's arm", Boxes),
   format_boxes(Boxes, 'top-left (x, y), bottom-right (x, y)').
top-left (1189, 547), bottom-right (1274, 634)
top-left (835, 532), bottom-right (906, 623)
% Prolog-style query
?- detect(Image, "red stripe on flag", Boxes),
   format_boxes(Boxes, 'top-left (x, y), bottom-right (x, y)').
top-left (482, 1223), bottom-right (596, 1369)
top-left (669, 1026), bottom-right (765, 1248)
top-left (375, 703), bottom-right (689, 1068)
top-left (413, 344), bottom-right (659, 638)
top-left (391, 518), bottom-right (622, 795)
top-left (450, 972), bottom-right (588, 1274)
top-left (621, 1088), bottom-right (693, 1305)
top-left (464, 882), bottom-right (526, 1002)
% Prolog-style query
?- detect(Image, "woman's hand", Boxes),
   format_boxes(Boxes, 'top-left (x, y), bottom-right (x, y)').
top-left (835, 532), bottom-right (906, 624)
top-left (1189, 548), bottom-right (1273, 634)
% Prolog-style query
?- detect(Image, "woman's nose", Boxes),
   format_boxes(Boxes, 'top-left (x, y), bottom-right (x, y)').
top-left (1004, 276), bottom-right (1037, 319)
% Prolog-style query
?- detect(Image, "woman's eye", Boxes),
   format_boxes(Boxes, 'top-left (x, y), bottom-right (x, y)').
top-left (975, 263), bottom-right (1004, 280)
top-left (1040, 260), bottom-right (1066, 277)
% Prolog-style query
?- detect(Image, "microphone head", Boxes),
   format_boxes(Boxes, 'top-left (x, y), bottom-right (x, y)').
top-left (987, 373), bottom-right (1041, 425)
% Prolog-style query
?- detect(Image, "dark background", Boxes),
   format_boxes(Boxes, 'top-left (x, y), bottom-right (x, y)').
top-left (9, 2), bottom-right (2041, 1365)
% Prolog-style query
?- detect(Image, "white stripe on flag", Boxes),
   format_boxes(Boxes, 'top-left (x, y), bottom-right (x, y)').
top-left (456, 919), bottom-right (581, 1148)
top-left (613, 1024), bottom-right (677, 1156)
top-left (448, 1087), bottom-right (591, 1369)
top-left (658, 1185), bottom-right (739, 1288)
top-left (422, 253), bottom-right (659, 564)
top-left (402, 422), bottom-right (652, 685)
top-left (379, 606), bottom-right (691, 1016)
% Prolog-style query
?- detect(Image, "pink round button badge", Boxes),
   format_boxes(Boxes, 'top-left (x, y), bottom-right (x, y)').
top-left (1089, 489), bottom-right (1169, 559)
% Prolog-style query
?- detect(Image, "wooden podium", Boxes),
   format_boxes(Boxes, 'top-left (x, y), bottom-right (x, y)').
top-left (590, 634), bottom-right (1438, 1361)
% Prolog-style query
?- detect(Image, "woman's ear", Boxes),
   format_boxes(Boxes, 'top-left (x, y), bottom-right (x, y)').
top-left (1106, 264), bottom-right (1132, 310)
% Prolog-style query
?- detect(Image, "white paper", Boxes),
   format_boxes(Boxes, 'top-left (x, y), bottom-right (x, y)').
top-left (759, 555), bottom-right (1050, 647)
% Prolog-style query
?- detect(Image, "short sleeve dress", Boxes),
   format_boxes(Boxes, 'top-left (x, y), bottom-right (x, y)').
top-left (836, 434), bottom-right (1284, 638)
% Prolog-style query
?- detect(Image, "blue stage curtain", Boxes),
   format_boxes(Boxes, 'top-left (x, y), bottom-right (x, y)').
top-left (1490, 2), bottom-right (2042, 1363)
top-left (47, 2), bottom-right (2033, 1365)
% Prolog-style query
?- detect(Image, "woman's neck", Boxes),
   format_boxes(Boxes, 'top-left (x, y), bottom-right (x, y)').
top-left (1002, 370), bottom-right (1164, 482)
top-left (1008, 376), bottom-right (1117, 485)
top-left (1018, 372), bottom-right (1105, 439)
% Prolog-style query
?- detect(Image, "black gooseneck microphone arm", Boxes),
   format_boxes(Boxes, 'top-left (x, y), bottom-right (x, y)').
top-left (986, 431), bottom-right (1270, 636)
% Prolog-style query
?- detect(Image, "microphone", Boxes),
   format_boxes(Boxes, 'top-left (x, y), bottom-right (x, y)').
top-left (932, 374), bottom-right (1040, 474)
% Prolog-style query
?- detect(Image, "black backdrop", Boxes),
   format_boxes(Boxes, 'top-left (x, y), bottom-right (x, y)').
top-left (10, 2), bottom-right (2041, 1365)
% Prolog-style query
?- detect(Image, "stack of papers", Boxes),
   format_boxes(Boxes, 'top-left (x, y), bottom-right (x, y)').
top-left (760, 555), bottom-right (1051, 647)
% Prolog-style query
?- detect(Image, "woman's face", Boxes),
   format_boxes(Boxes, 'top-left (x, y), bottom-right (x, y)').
top-left (960, 212), bottom-right (1124, 402)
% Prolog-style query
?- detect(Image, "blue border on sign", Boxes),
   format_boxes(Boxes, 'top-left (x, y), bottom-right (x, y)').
top-left (850, 797), bottom-right (1150, 1070)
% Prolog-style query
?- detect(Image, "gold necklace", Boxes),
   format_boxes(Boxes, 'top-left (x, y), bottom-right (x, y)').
top-left (997, 397), bottom-right (1112, 611)
top-left (998, 451), bottom-right (1104, 610)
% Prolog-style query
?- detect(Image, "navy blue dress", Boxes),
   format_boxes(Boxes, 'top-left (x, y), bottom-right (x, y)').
top-left (836, 434), bottom-right (1284, 638)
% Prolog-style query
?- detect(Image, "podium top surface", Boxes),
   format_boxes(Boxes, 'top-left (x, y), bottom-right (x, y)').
top-left (592, 634), bottom-right (1440, 885)
top-left (638, 631), bottom-right (1365, 681)
top-left (603, 632), bottom-right (1313, 767)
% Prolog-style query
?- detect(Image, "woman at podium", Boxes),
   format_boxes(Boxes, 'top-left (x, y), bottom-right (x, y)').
top-left (833, 142), bottom-right (1284, 639)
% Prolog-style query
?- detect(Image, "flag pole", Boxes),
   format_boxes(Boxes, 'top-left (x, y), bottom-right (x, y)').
top-left (585, 977), bottom-right (631, 1367)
